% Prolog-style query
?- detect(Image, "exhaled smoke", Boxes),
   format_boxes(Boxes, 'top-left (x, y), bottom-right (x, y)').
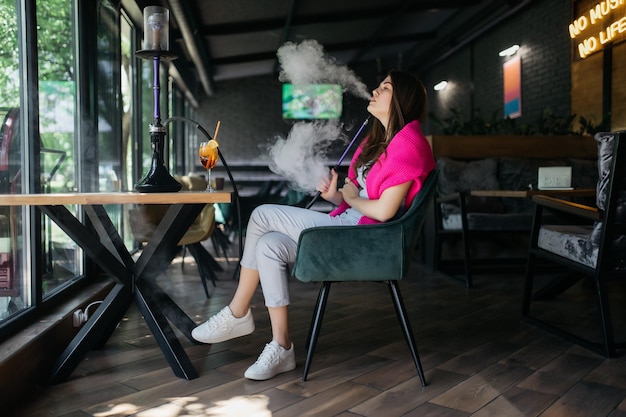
top-left (269, 40), bottom-right (371, 193)
top-left (268, 121), bottom-right (347, 193)
top-left (277, 40), bottom-right (371, 100)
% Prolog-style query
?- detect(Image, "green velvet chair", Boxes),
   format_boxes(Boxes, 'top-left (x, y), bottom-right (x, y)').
top-left (292, 170), bottom-right (438, 385)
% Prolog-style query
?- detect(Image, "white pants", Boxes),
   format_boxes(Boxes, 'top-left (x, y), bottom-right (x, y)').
top-left (240, 204), bottom-right (358, 307)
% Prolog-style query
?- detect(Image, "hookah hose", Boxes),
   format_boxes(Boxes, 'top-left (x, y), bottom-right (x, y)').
top-left (305, 116), bottom-right (371, 209)
top-left (164, 116), bottom-right (243, 260)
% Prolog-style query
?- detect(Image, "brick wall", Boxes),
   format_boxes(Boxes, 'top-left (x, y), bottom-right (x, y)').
top-left (612, 43), bottom-right (626, 131)
top-left (193, 68), bottom-right (376, 165)
top-left (190, 0), bottom-right (621, 165)
top-left (193, 75), bottom-right (286, 164)
top-left (422, 0), bottom-right (573, 134)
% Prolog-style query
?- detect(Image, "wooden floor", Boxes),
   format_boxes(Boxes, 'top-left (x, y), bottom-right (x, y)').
top-left (12, 241), bottom-right (626, 417)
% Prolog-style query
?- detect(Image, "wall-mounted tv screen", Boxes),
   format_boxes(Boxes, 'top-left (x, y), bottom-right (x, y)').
top-left (282, 84), bottom-right (343, 120)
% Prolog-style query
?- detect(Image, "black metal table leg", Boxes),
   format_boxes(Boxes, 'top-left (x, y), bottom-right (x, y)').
top-left (42, 202), bottom-right (208, 383)
top-left (49, 283), bottom-right (132, 383)
top-left (135, 279), bottom-right (198, 379)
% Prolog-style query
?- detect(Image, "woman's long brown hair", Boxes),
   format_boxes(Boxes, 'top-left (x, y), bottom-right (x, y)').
top-left (355, 70), bottom-right (427, 176)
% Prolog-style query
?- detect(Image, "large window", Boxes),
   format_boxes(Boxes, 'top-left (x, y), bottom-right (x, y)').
top-left (0, 0), bottom-right (135, 334)
top-left (0, 0), bottom-right (25, 319)
top-left (37, 0), bottom-right (80, 297)
top-left (0, 0), bottom-right (193, 336)
top-left (121, 12), bottom-right (134, 192)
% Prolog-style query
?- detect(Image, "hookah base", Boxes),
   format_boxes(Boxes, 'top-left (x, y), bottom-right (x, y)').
top-left (135, 167), bottom-right (182, 193)
top-left (135, 182), bottom-right (182, 193)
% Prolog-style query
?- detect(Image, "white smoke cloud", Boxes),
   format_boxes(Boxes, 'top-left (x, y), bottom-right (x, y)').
top-left (269, 40), bottom-right (371, 194)
top-left (277, 40), bottom-right (371, 100)
top-left (268, 121), bottom-right (347, 193)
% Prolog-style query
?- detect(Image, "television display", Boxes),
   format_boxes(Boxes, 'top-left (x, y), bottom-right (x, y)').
top-left (282, 84), bottom-right (343, 120)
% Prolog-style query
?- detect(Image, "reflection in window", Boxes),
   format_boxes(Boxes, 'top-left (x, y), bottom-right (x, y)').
top-left (121, 12), bottom-right (134, 192)
top-left (97, 2), bottom-right (125, 245)
top-left (121, 12), bottom-right (138, 249)
top-left (0, 0), bottom-right (27, 319)
top-left (37, 0), bottom-right (80, 296)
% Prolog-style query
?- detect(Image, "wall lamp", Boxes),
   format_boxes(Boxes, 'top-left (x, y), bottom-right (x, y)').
top-left (434, 80), bottom-right (448, 91)
top-left (499, 44), bottom-right (520, 57)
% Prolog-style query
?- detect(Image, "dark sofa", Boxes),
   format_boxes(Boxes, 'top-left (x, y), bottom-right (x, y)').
top-left (429, 135), bottom-right (598, 287)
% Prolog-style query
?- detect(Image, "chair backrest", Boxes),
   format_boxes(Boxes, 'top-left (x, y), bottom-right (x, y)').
top-left (593, 131), bottom-right (626, 272)
top-left (174, 175), bottom-right (207, 191)
top-left (292, 169), bottom-right (438, 282)
top-left (395, 169), bottom-right (439, 270)
top-left (129, 175), bottom-right (215, 245)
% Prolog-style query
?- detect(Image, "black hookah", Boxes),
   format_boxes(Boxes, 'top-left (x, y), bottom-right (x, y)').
top-left (135, 6), bottom-right (181, 193)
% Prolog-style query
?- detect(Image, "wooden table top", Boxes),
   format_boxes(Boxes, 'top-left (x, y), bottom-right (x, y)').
top-left (469, 188), bottom-right (596, 198)
top-left (0, 190), bottom-right (232, 206)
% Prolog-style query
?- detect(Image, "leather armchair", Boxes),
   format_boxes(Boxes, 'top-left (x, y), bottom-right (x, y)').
top-left (523, 131), bottom-right (626, 357)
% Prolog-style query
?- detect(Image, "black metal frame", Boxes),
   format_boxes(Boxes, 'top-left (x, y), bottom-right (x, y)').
top-left (433, 191), bottom-right (473, 287)
top-left (303, 280), bottom-right (427, 386)
top-left (43, 202), bottom-right (206, 383)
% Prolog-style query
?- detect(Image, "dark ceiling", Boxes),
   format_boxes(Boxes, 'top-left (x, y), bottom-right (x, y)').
top-left (126, 0), bottom-right (535, 99)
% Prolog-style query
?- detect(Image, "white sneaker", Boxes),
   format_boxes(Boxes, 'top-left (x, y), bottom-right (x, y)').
top-left (244, 341), bottom-right (296, 380)
top-left (191, 306), bottom-right (255, 343)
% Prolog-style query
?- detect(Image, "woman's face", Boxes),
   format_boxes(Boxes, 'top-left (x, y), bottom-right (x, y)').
top-left (367, 75), bottom-right (393, 127)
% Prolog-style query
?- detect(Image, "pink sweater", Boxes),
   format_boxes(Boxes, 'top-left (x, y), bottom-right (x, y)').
top-left (329, 120), bottom-right (436, 225)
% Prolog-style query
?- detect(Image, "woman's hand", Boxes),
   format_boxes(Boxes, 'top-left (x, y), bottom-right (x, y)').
top-left (346, 180), bottom-right (412, 222)
top-left (339, 177), bottom-right (359, 203)
top-left (317, 168), bottom-right (343, 206)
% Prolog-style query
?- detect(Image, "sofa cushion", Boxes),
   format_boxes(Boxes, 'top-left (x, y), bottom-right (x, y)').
top-left (498, 157), bottom-right (569, 213)
top-left (538, 224), bottom-right (597, 268)
top-left (437, 157), bottom-right (504, 213)
top-left (497, 157), bottom-right (535, 192)
top-left (497, 157), bottom-right (534, 214)
top-left (568, 158), bottom-right (598, 190)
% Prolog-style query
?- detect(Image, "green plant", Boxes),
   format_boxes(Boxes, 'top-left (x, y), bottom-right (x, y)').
top-left (576, 112), bottom-right (612, 135)
top-left (429, 108), bottom-right (502, 135)
top-left (531, 108), bottom-right (576, 135)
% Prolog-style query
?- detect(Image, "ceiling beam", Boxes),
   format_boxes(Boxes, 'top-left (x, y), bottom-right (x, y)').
top-left (350, 0), bottom-right (417, 64)
top-left (167, 0), bottom-right (216, 96)
top-left (407, 0), bottom-right (536, 73)
top-left (273, 0), bottom-right (300, 74)
top-left (211, 31), bottom-right (436, 66)
top-left (196, 0), bottom-right (481, 37)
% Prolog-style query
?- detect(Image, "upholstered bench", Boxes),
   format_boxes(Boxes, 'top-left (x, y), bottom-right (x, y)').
top-left (538, 224), bottom-right (598, 268)
top-left (429, 134), bottom-right (598, 286)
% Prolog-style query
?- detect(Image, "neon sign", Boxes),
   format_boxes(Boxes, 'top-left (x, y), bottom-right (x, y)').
top-left (569, 0), bottom-right (626, 58)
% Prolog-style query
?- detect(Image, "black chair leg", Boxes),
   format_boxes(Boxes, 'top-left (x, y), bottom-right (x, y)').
top-left (388, 280), bottom-right (427, 386)
top-left (522, 253), bottom-right (537, 317)
top-left (595, 277), bottom-right (616, 357)
top-left (186, 243), bottom-right (220, 298)
top-left (211, 228), bottom-right (231, 264)
top-left (306, 281), bottom-right (329, 349)
top-left (460, 231), bottom-right (472, 288)
top-left (302, 281), bottom-right (332, 381)
top-left (194, 260), bottom-right (211, 299)
top-left (180, 245), bottom-right (187, 270)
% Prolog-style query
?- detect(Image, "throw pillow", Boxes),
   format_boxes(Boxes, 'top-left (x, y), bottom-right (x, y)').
top-left (437, 157), bottom-right (504, 213)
